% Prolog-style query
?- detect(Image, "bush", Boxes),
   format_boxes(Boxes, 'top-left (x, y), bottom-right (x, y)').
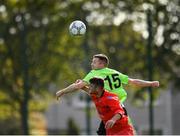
top-left (0, 118), bottom-right (22, 134)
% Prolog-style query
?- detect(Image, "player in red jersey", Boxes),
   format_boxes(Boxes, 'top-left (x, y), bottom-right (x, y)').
top-left (88, 77), bottom-right (134, 135)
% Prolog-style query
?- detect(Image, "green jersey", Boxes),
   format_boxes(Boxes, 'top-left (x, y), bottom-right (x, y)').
top-left (83, 67), bottom-right (129, 103)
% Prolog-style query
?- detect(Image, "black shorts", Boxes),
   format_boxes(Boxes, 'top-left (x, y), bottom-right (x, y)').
top-left (96, 120), bottom-right (106, 135)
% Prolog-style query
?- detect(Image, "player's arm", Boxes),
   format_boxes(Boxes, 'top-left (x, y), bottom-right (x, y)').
top-left (128, 78), bottom-right (159, 87)
top-left (105, 95), bottom-right (124, 129)
top-left (56, 83), bottom-right (77, 100)
top-left (105, 113), bottom-right (122, 129)
top-left (56, 80), bottom-right (88, 100)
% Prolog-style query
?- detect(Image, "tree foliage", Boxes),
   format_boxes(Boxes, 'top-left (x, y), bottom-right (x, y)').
top-left (0, 0), bottom-right (179, 134)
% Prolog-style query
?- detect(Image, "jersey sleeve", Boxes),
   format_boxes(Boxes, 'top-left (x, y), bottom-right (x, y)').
top-left (106, 95), bottom-right (125, 115)
top-left (83, 71), bottom-right (94, 84)
top-left (119, 73), bottom-right (129, 84)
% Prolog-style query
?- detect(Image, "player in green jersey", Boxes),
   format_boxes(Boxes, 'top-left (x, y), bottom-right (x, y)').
top-left (83, 66), bottom-right (129, 103)
top-left (56, 54), bottom-right (159, 134)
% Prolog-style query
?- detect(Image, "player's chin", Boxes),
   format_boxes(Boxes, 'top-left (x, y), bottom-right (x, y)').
top-left (90, 93), bottom-right (97, 97)
top-left (90, 92), bottom-right (96, 95)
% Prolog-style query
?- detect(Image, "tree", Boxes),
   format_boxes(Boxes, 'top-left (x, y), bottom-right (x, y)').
top-left (0, 0), bottom-right (179, 134)
top-left (0, 0), bottom-right (85, 134)
top-left (66, 118), bottom-right (80, 135)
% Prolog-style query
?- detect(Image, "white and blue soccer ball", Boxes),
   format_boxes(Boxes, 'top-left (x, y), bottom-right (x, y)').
top-left (69, 20), bottom-right (86, 36)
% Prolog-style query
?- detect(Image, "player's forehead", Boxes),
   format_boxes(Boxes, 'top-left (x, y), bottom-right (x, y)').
top-left (92, 57), bottom-right (100, 62)
top-left (89, 83), bottom-right (98, 89)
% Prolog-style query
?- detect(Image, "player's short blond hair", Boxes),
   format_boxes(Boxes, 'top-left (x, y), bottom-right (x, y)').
top-left (93, 54), bottom-right (109, 67)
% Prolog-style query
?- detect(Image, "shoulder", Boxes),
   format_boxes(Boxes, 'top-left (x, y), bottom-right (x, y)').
top-left (106, 67), bottom-right (120, 74)
top-left (84, 70), bottom-right (96, 77)
top-left (88, 69), bottom-right (99, 74)
top-left (87, 70), bottom-right (94, 74)
top-left (108, 68), bottom-right (128, 76)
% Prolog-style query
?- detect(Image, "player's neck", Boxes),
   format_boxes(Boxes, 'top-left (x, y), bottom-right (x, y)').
top-left (94, 67), bottom-right (106, 70)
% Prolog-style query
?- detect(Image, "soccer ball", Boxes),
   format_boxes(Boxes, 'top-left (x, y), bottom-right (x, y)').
top-left (69, 20), bottom-right (86, 36)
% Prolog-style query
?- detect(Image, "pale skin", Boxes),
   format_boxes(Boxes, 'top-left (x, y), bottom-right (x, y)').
top-left (56, 57), bottom-right (160, 100)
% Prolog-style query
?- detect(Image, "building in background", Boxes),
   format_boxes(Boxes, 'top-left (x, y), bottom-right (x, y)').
top-left (45, 92), bottom-right (99, 135)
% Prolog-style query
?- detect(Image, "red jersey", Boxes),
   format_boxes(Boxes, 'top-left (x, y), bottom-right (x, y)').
top-left (91, 90), bottom-right (134, 135)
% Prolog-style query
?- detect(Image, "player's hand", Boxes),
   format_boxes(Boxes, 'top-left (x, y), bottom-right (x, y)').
top-left (56, 90), bottom-right (64, 101)
top-left (151, 81), bottom-right (159, 87)
top-left (105, 119), bottom-right (116, 129)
